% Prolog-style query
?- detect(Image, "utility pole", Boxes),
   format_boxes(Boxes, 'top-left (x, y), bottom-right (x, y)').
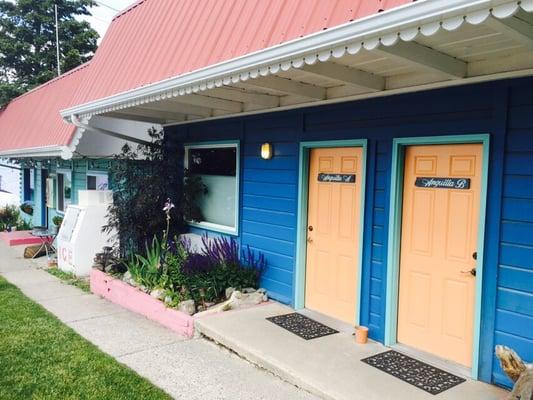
top-left (55, 4), bottom-right (61, 76)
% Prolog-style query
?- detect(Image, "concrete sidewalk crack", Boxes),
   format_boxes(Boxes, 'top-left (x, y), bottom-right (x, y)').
top-left (115, 339), bottom-right (190, 359)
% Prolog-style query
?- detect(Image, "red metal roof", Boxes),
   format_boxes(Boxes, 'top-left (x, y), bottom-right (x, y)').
top-left (72, 0), bottom-right (412, 106)
top-left (0, 63), bottom-right (89, 153)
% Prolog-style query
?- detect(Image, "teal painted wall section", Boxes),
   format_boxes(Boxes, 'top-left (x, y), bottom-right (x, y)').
top-left (33, 167), bottom-right (44, 226)
top-left (26, 159), bottom-right (111, 227)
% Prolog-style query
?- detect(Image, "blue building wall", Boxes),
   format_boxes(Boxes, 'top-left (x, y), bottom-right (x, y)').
top-left (165, 77), bottom-right (533, 386)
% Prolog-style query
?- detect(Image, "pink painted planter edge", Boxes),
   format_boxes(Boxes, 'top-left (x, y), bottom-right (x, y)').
top-left (90, 269), bottom-right (195, 338)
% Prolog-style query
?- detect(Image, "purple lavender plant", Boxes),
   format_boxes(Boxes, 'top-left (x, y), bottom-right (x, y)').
top-left (181, 253), bottom-right (213, 276)
top-left (242, 245), bottom-right (266, 276)
top-left (201, 233), bottom-right (239, 267)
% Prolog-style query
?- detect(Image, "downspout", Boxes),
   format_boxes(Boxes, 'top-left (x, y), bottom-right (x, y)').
top-left (70, 115), bottom-right (152, 146)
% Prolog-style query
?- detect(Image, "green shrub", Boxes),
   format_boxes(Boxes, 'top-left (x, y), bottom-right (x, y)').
top-left (123, 234), bottom-right (265, 307)
top-left (0, 205), bottom-right (32, 231)
top-left (52, 216), bottom-right (63, 226)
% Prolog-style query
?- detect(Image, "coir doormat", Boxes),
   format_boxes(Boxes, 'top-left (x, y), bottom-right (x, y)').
top-left (361, 350), bottom-right (466, 395)
top-left (266, 313), bottom-right (338, 340)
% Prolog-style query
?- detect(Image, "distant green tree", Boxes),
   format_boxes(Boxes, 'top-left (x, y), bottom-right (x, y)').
top-left (0, 0), bottom-right (98, 106)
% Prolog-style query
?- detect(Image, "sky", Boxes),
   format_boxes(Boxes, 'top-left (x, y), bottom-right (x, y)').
top-left (83, 0), bottom-right (139, 41)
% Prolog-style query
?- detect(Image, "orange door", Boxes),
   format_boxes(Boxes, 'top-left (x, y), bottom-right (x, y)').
top-left (398, 144), bottom-right (482, 368)
top-left (305, 147), bottom-right (362, 324)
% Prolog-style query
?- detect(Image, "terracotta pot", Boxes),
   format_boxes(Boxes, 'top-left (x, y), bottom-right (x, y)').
top-left (355, 326), bottom-right (369, 344)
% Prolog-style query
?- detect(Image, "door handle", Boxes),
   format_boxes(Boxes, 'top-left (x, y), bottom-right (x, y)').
top-left (461, 268), bottom-right (476, 277)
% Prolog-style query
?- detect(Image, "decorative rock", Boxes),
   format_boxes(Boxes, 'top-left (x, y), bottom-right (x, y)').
top-left (121, 271), bottom-right (137, 286)
top-left (104, 264), bottom-right (114, 273)
top-left (93, 263), bottom-right (105, 271)
top-left (139, 285), bottom-right (149, 293)
top-left (178, 299), bottom-right (196, 316)
top-left (164, 295), bottom-right (173, 305)
top-left (195, 289), bottom-right (268, 318)
top-left (225, 287), bottom-right (235, 299)
top-left (122, 270), bottom-right (132, 282)
top-left (242, 287), bottom-right (256, 294)
top-left (150, 288), bottom-right (165, 300)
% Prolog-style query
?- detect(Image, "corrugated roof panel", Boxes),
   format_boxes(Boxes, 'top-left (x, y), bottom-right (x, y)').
top-left (0, 64), bottom-right (89, 152)
top-left (71, 0), bottom-right (413, 106)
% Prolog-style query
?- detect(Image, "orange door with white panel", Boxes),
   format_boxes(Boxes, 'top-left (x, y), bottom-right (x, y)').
top-left (397, 144), bottom-right (482, 368)
top-left (305, 147), bottom-right (362, 324)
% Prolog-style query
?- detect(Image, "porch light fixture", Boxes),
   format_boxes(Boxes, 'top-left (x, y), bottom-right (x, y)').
top-left (261, 143), bottom-right (273, 160)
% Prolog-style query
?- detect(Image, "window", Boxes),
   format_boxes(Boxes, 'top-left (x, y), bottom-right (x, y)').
top-left (184, 143), bottom-right (239, 234)
top-left (87, 173), bottom-right (109, 190)
top-left (56, 170), bottom-right (72, 212)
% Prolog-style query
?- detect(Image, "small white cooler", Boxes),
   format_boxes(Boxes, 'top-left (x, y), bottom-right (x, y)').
top-left (57, 190), bottom-right (114, 276)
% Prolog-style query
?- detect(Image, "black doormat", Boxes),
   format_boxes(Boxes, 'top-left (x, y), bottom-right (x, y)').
top-left (266, 313), bottom-right (338, 340)
top-left (361, 350), bottom-right (466, 395)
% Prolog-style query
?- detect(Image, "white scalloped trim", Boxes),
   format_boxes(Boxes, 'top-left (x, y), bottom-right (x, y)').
top-left (79, 0), bottom-right (529, 119)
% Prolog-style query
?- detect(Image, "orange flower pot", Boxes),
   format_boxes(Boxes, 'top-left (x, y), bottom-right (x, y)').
top-left (355, 326), bottom-right (369, 344)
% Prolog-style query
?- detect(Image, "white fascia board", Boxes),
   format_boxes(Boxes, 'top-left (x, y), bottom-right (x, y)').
top-left (60, 0), bottom-right (520, 118)
top-left (0, 145), bottom-right (69, 159)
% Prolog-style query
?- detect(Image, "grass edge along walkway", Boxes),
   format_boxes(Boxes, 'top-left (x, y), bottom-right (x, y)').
top-left (0, 276), bottom-right (172, 400)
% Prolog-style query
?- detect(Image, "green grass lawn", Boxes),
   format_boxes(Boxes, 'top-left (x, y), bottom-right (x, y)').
top-left (0, 276), bottom-right (172, 400)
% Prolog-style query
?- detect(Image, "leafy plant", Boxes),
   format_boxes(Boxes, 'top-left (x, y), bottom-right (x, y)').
top-left (52, 216), bottom-right (63, 226)
top-left (0, 205), bottom-right (32, 231)
top-left (103, 129), bottom-right (187, 256)
top-left (180, 169), bottom-right (207, 222)
top-left (132, 236), bottom-right (166, 289)
top-left (0, 205), bottom-right (20, 230)
top-left (170, 234), bottom-right (266, 303)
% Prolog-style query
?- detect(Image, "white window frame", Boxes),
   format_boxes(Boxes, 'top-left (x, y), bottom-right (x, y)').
top-left (56, 169), bottom-right (73, 214)
top-left (184, 141), bottom-right (240, 235)
top-left (86, 170), bottom-right (109, 191)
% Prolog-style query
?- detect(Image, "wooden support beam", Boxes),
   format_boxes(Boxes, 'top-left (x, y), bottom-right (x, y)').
top-left (301, 62), bottom-right (385, 91)
top-left (116, 104), bottom-right (185, 121)
top-left (375, 41), bottom-right (467, 79)
top-left (485, 11), bottom-right (533, 51)
top-left (168, 94), bottom-right (243, 113)
top-left (137, 100), bottom-right (212, 118)
top-left (208, 87), bottom-right (280, 107)
top-left (243, 76), bottom-right (326, 99)
top-left (105, 111), bottom-right (169, 124)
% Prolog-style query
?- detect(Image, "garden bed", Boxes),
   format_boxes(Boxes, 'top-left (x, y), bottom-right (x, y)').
top-left (90, 269), bottom-right (195, 338)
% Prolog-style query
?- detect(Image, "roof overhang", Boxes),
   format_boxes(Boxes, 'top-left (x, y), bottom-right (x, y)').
top-left (0, 145), bottom-right (71, 159)
top-left (61, 0), bottom-right (533, 125)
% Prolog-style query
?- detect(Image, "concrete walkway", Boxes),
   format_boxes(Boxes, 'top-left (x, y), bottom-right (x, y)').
top-left (0, 243), bottom-right (317, 400)
top-left (196, 302), bottom-right (508, 400)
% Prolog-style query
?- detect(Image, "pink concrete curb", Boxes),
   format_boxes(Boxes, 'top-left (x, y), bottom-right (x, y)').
top-left (90, 269), bottom-right (195, 338)
top-left (0, 230), bottom-right (42, 246)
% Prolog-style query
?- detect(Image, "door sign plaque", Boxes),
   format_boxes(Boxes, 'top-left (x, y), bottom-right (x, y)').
top-left (415, 177), bottom-right (471, 189)
top-left (318, 173), bottom-right (356, 183)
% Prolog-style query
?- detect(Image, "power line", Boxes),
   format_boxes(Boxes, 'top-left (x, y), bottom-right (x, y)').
top-left (93, 0), bottom-right (120, 13)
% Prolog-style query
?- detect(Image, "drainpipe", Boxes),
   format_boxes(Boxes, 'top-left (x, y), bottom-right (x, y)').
top-left (70, 115), bottom-right (152, 146)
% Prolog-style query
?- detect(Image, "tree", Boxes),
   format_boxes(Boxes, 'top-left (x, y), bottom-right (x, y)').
top-left (104, 128), bottom-right (207, 257)
top-left (0, 0), bottom-right (98, 106)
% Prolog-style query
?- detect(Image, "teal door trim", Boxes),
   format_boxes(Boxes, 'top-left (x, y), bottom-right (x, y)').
top-left (384, 134), bottom-right (490, 379)
top-left (294, 139), bottom-right (368, 326)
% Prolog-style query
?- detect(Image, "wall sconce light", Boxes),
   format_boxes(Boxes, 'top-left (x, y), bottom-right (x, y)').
top-left (261, 143), bottom-right (273, 160)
